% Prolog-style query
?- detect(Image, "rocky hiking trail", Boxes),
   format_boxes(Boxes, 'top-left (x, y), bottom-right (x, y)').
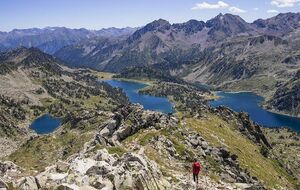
top-left (0, 150), bottom-right (252, 190)
top-left (0, 104), bottom-right (274, 190)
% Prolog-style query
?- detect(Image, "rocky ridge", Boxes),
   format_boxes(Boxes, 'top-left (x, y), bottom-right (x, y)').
top-left (0, 104), bottom-right (269, 190)
top-left (0, 27), bottom-right (137, 54)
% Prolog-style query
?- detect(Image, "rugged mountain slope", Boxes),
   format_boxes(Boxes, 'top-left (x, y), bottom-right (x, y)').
top-left (0, 47), bottom-right (64, 103)
top-left (205, 13), bottom-right (256, 40)
top-left (263, 128), bottom-right (300, 182)
top-left (182, 34), bottom-right (298, 95)
top-left (54, 36), bottom-right (124, 69)
top-left (55, 13), bottom-right (257, 72)
top-left (55, 13), bottom-right (300, 73)
top-left (0, 47), bottom-right (128, 157)
top-left (253, 12), bottom-right (300, 36)
top-left (0, 27), bottom-right (136, 54)
top-left (267, 69), bottom-right (300, 116)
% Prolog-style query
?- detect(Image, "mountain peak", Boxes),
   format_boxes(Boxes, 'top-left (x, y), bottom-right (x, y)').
top-left (252, 12), bottom-right (300, 36)
top-left (126, 19), bottom-right (171, 43)
top-left (0, 47), bottom-right (63, 76)
top-left (173, 19), bottom-right (205, 34)
top-left (2, 47), bottom-right (59, 66)
top-left (207, 13), bottom-right (245, 24)
top-left (145, 19), bottom-right (171, 30)
top-left (216, 13), bottom-right (224, 18)
top-left (206, 13), bottom-right (254, 40)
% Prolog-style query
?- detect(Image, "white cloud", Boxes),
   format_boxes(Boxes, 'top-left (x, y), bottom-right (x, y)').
top-left (191, 1), bottom-right (229, 10)
top-left (271, 0), bottom-right (300, 7)
top-left (253, 7), bottom-right (259, 11)
top-left (229, 6), bottom-right (246, 13)
top-left (267, 9), bottom-right (279, 13)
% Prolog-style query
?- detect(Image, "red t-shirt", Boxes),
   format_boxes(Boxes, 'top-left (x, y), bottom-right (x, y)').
top-left (192, 162), bottom-right (201, 174)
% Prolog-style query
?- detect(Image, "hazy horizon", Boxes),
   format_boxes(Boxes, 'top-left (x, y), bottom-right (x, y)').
top-left (1, 0), bottom-right (300, 32)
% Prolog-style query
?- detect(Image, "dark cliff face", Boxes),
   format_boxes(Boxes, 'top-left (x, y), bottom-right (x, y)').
top-left (268, 70), bottom-right (300, 116)
top-left (184, 34), bottom-right (291, 85)
top-left (252, 12), bottom-right (300, 36)
top-left (173, 19), bottom-right (206, 34)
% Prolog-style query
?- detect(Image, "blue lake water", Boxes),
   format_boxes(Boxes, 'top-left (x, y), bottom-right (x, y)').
top-left (210, 91), bottom-right (300, 132)
top-left (30, 114), bottom-right (62, 134)
top-left (104, 80), bottom-right (174, 113)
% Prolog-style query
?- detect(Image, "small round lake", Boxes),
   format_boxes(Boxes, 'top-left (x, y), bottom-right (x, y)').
top-left (210, 91), bottom-right (300, 132)
top-left (104, 80), bottom-right (174, 113)
top-left (30, 114), bottom-right (62, 134)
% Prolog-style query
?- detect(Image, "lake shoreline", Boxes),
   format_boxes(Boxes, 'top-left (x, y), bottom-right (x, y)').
top-left (104, 79), bottom-right (174, 114)
top-left (263, 106), bottom-right (300, 119)
top-left (213, 89), bottom-right (300, 119)
top-left (112, 77), bottom-right (154, 85)
top-left (210, 91), bottom-right (300, 132)
top-left (30, 114), bottom-right (62, 135)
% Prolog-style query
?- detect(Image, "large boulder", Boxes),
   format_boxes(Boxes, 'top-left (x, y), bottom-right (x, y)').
top-left (93, 149), bottom-right (116, 165)
top-left (57, 160), bottom-right (70, 173)
top-left (57, 183), bottom-right (79, 190)
top-left (70, 158), bottom-right (96, 175)
top-left (0, 179), bottom-right (8, 190)
top-left (86, 161), bottom-right (113, 176)
top-left (17, 176), bottom-right (39, 190)
top-left (0, 161), bottom-right (20, 174)
top-left (100, 120), bottom-right (118, 137)
top-left (91, 176), bottom-right (113, 190)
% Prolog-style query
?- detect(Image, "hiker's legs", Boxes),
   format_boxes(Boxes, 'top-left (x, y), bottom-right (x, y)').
top-left (193, 174), bottom-right (198, 183)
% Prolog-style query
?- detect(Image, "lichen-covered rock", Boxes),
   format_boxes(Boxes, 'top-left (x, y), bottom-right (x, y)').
top-left (17, 176), bottom-right (39, 190)
top-left (0, 179), bottom-right (8, 190)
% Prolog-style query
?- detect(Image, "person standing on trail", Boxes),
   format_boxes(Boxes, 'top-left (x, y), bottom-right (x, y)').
top-left (192, 159), bottom-right (201, 183)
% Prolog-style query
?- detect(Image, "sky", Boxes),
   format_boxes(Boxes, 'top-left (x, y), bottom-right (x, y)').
top-left (0, 0), bottom-right (299, 31)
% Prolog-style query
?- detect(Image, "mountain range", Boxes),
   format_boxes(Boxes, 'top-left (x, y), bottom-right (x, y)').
top-left (0, 27), bottom-right (136, 54)
top-left (1, 12), bottom-right (300, 116)
top-left (54, 13), bottom-right (300, 72)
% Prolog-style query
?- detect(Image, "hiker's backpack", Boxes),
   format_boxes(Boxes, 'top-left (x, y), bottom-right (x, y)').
top-left (193, 162), bottom-right (201, 173)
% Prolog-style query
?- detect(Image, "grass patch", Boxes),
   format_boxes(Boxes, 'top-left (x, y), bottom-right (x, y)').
top-left (90, 70), bottom-right (115, 80)
top-left (40, 97), bottom-right (56, 107)
top-left (107, 146), bottom-right (127, 157)
top-left (227, 76), bottom-right (277, 98)
top-left (186, 114), bottom-right (296, 189)
top-left (84, 95), bottom-right (111, 109)
top-left (123, 129), bottom-right (159, 146)
top-left (7, 130), bottom-right (93, 172)
top-left (139, 132), bottom-right (160, 146)
top-left (115, 78), bottom-right (155, 86)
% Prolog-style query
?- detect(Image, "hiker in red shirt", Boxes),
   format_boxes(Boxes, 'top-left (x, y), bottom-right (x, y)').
top-left (192, 159), bottom-right (201, 183)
